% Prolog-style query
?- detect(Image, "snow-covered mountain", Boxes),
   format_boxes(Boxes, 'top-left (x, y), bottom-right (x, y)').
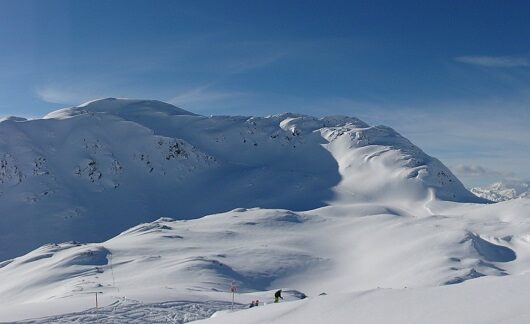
top-left (5, 98), bottom-right (522, 323)
top-left (471, 180), bottom-right (530, 202)
top-left (0, 98), bottom-right (483, 261)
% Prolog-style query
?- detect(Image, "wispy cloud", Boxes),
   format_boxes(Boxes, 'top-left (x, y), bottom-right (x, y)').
top-left (450, 164), bottom-right (514, 178)
top-left (455, 56), bottom-right (530, 68)
top-left (35, 80), bottom-right (152, 107)
top-left (168, 85), bottom-right (251, 109)
top-left (35, 84), bottom-right (106, 106)
top-left (36, 87), bottom-right (78, 105)
top-left (227, 52), bottom-right (287, 74)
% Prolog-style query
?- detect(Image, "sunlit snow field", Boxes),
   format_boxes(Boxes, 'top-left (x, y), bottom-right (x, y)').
top-left (1, 99), bottom-right (529, 323)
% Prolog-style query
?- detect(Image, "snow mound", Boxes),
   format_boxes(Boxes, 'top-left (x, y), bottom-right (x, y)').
top-left (322, 123), bottom-right (484, 204)
top-left (465, 233), bottom-right (516, 263)
top-left (196, 273), bottom-right (530, 324)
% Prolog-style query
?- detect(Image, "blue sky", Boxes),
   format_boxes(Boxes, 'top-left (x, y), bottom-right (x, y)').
top-left (1, 0), bottom-right (529, 186)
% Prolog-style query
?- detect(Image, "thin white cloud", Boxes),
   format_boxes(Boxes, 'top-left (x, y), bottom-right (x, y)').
top-left (35, 84), bottom-right (107, 106)
top-left (36, 86), bottom-right (84, 105)
top-left (168, 85), bottom-right (250, 108)
top-left (455, 56), bottom-right (530, 68)
top-left (228, 52), bottom-right (287, 74)
top-left (450, 164), bottom-right (514, 178)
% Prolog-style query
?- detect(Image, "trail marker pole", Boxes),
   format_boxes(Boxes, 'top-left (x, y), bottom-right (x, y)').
top-left (109, 252), bottom-right (117, 290)
top-left (230, 281), bottom-right (237, 311)
top-left (95, 291), bottom-right (103, 320)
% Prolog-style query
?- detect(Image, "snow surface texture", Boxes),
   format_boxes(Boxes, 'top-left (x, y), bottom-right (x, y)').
top-left (3, 200), bottom-right (530, 323)
top-left (0, 98), bottom-right (482, 261)
top-left (5, 98), bottom-right (528, 323)
top-left (19, 299), bottom-right (240, 324)
top-left (472, 180), bottom-right (530, 202)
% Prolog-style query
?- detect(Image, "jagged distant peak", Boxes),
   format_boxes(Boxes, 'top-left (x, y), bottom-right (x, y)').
top-left (471, 180), bottom-right (530, 202)
top-left (43, 97), bottom-right (197, 119)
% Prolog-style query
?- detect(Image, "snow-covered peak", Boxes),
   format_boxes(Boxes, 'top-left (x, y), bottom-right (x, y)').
top-left (43, 97), bottom-right (197, 119)
top-left (471, 180), bottom-right (530, 202)
top-left (1, 98), bottom-right (526, 323)
top-left (0, 98), bottom-right (486, 262)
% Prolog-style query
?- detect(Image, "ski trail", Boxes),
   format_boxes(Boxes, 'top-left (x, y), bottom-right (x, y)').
top-left (423, 188), bottom-right (435, 216)
top-left (19, 300), bottom-right (243, 323)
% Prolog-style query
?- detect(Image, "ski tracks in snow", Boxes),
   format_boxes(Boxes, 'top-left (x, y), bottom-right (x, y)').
top-left (423, 188), bottom-right (436, 216)
top-left (19, 299), bottom-right (241, 324)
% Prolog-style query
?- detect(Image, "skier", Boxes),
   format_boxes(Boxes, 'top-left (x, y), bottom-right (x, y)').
top-left (249, 300), bottom-right (256, 308)
top-left (274, 289), bottom-right (283, 303)
top-left (255, 299), bottom-right (260, 306)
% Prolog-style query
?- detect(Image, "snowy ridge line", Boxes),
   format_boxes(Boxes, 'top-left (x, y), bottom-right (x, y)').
top-left (2, 98), bottom-right (517, 323)
top-left (0, 98), bottom-right (484, 261)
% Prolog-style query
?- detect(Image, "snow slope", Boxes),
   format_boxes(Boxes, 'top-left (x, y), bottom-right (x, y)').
top-left (2, 98), bottom-right (517, 323)
top-left (198, 272), bottom-right (530, 324)
top-left (472, 180), bottom-right (530, 202)
top-left (2, 198), bottom-right (530, 322)
top-left (0, 98), bottom-right (483, 261)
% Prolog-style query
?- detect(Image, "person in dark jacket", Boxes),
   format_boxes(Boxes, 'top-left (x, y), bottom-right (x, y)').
top-left (274, 289), bottom-right (283, 303)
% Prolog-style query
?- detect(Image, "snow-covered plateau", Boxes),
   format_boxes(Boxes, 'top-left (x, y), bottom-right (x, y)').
top-left (1, 98), bottom-right (529, 323)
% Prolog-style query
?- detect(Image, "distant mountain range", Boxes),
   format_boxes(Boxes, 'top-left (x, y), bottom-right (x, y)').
top-left (471, 180), bottom-right (530, 202)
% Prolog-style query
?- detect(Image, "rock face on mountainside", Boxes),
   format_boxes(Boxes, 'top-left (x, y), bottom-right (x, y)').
top-left (0, 98), bottom-right (484, 260)
top-left (471, 180), bottom-right (530, 202)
